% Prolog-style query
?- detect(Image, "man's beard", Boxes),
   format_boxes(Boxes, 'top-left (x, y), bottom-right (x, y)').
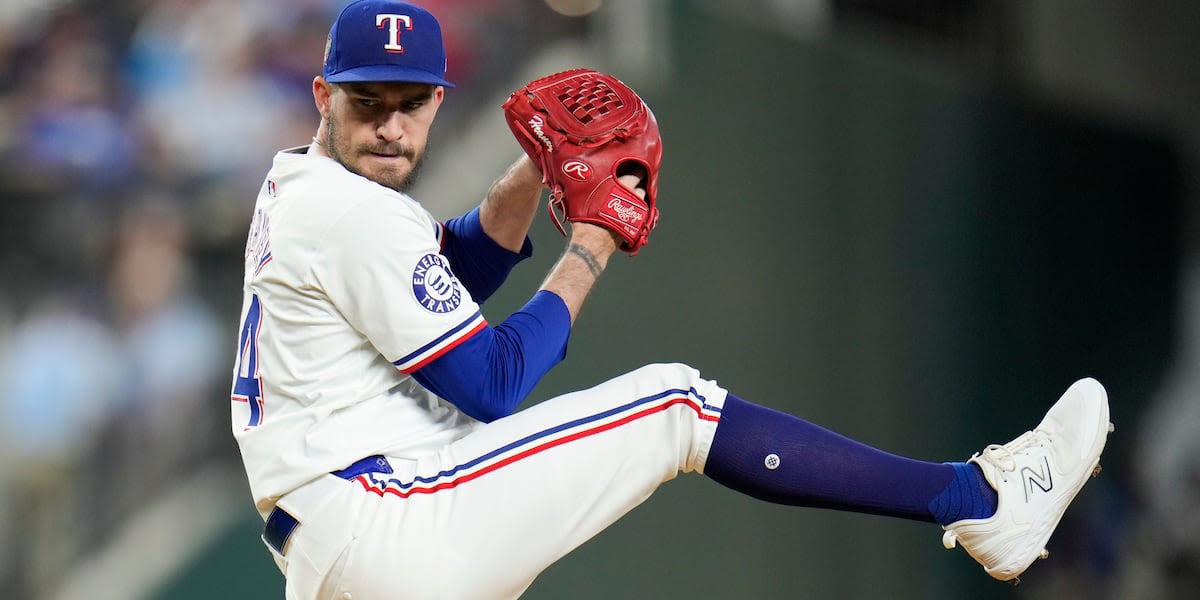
top-left (324, 115), bottom-right (427, 193)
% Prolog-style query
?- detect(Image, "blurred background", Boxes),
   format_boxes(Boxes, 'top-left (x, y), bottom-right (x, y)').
top-left (0, 0), bottom-right (1196, 598)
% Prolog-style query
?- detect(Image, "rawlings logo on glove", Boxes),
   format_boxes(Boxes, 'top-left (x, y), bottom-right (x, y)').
top-left (502, 69), bottom-right (662, 255)
top-left (607, 197), bottom-right (643, 224)
top-left (562, 160), bottom-right (591, 181)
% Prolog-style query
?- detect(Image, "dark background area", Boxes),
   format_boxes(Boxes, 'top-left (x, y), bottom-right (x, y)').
top-left (1, 1), bottom-right (1194, 599)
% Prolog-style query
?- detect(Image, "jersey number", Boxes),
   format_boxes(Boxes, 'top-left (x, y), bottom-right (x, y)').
top-left (232, 294), bottom-right (266, 429)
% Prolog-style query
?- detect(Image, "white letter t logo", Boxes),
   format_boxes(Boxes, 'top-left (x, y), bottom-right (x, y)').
top-left (377, 14), bottom-right (413, 53)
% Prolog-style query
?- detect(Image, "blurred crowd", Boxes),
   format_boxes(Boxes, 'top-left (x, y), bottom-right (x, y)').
top-left (0, 0), bottom-right (578, 596)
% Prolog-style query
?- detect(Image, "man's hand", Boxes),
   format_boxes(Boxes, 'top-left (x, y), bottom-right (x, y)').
top-left (503, 69), bottom-right (662, 255)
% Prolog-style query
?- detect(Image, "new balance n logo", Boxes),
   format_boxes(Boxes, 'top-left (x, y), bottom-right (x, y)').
top-left (1021, 457), bottom-right (1053, 502)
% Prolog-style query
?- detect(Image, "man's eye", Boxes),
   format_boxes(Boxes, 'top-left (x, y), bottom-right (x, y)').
top-left (403, 101), bottom-right (424, 111)
top-left (357, 98), bottom-right (378, 108)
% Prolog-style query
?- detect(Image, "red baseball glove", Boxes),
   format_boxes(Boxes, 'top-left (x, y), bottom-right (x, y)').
top-left (502, 69), bottom-right (662, 255)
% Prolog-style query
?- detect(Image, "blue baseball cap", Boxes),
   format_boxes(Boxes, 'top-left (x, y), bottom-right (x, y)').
top-left (323, 0), bottom-right (455, 87)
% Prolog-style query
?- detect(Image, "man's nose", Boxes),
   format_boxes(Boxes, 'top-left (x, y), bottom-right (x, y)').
top-left (376, 111), bottom-right (406, 142)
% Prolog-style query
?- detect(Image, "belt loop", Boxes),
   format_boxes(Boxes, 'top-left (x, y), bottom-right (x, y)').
top-left (263, 506), bottom-right (300, 556)
top-left (332, 455), bottom-right (393, 480)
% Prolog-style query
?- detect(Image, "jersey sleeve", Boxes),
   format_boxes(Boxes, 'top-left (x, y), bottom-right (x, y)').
top-left (313, 198), bottom-right (484, 371)
top-left (439, 207), bottom-right (532, 304)
top-left (410, 290), bottom-right (570, 422)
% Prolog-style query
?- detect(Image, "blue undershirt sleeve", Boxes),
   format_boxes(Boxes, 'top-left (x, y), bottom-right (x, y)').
top-left (441, 207), bottom-right (533, 304)
top-left (410, 290), bottom-right (570, 422)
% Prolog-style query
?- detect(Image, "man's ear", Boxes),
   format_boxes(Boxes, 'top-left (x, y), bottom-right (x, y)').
top-left (313, 76), bottom-right (333, 119)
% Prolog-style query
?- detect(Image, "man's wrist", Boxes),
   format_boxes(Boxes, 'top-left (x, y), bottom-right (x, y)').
top-left (569, 223), bottom-right (621, 259)
top-left (561, 223), bottom-right (620, 280)
top-left (513, 154), bottom-right (545, 189)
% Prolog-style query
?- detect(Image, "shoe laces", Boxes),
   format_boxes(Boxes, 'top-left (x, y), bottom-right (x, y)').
top-left (974, 430), bottom-right (1047, 479)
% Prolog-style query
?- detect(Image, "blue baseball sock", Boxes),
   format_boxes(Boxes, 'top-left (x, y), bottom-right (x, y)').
top-left (927, 462), bottom-right (999, 525)
top-left (705, 394), bottom-right (997, 524)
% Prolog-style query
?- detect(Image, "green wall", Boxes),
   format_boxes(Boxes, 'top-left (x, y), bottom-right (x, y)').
top-left (152, 2), bottom-right (1177, 598)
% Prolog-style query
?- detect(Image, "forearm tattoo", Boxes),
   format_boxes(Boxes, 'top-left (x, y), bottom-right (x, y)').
top-left (566, 243), bottom-right (604, 279)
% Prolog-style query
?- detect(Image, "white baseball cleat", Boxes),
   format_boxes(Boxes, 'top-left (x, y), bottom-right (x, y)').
top-left (941, 377), bottom-right (1113, 583)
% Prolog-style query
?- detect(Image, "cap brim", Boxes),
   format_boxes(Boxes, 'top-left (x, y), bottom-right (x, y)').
top-left (326, 65), bottom-right (455, 88)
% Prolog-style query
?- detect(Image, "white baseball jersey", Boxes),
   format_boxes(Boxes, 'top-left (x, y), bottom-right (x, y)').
top-left (232, 146), bottom-right (482, 515)
top-left (233, 146), bottom-right (730, 600)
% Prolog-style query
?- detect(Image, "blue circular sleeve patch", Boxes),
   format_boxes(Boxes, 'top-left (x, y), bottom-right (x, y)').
top-left (412, 253), bottom-right (463, 313)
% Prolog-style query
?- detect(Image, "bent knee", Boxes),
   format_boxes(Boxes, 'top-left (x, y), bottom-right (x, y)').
top-left (623, 363), bottom-right (716, 396)
top-left (627, 361), bottom-right (697, 380)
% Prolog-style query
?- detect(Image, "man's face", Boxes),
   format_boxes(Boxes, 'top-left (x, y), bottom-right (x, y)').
top-left (317, 80), bottom-right (444, 192)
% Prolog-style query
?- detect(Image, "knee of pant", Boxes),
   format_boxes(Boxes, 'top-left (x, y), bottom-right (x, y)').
top-left (627, 362), bottom-right (706, 391)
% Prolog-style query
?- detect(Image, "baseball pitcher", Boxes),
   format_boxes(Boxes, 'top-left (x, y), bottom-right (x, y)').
top-left (230, 1), bottom-right (1113, 598)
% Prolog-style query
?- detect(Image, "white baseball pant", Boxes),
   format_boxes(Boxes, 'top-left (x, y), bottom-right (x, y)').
top-left (267, 363), bottom-right (727, 600)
